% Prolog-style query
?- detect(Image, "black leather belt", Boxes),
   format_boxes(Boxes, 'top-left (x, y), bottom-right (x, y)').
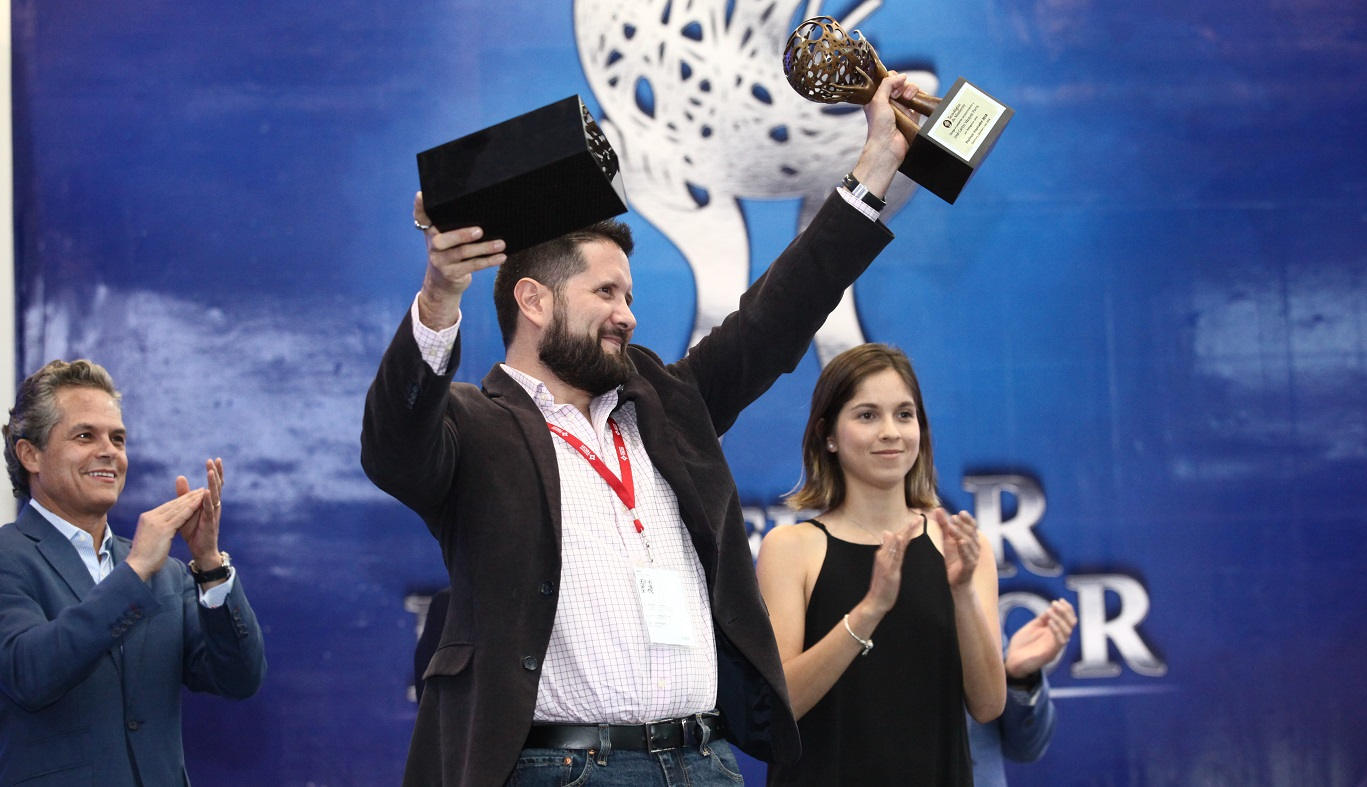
top-left (524, 712), bottom-right (728, 753)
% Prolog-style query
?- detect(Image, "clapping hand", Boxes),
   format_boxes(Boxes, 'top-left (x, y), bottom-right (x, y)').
top-left (1005, 598), bottom-right (1078, 679)
top-left (176, 457), bottom-right (225, 568)
top-left (935, 508), bottom-right (981, 587)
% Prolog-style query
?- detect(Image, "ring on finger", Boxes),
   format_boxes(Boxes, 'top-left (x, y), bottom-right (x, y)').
top-left (414, 218), bottom-right (433, 231)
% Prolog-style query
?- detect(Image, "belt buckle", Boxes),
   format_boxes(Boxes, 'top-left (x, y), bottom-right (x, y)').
top-left (646, 720), bottom-right (680, 754)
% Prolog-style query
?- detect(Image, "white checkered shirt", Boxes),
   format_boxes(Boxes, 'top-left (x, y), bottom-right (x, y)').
top-left (412, 301), bottom-right (718, 723)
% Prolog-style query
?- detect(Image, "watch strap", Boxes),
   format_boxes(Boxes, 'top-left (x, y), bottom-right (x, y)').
top-left (841, 172), bottom-right (887, 211)
top-left (1007, 669), bottom-right (1043, 693)
top-left (189, 551), bottom-right (232, 584)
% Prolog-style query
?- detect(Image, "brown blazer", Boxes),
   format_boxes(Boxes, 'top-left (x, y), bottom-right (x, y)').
top-left (360, 193), bottom-right (893, 785)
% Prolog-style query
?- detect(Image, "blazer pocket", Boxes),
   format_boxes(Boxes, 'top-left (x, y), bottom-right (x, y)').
top-left (6, 727), bottom-right (91, 785)
top-left (421, 643), bottom-right (474, 680)
top-left (12, 764), bottom-right (94, 785)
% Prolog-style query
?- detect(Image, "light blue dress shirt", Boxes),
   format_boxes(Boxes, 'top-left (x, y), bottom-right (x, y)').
top-left (29, 499), bottom-right (236, 607)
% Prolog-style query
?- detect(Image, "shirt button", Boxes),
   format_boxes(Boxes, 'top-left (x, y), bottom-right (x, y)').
top-left (522, 656), bottom-right (539, 671)
top-left (126, 720), bottom-right (140, 731)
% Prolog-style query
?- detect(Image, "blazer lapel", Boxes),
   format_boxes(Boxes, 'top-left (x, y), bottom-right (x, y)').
top-left (17, 507), bottom-right (124, 674)
top-left (17, 507), bottom-right (96, 600)
top-left (107, 535), bottom-right (139, 681)
top-left (481, 365), bottom-right (564, 542)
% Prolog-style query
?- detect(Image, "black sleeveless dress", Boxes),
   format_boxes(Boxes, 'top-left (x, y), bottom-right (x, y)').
top-left (767, 518), bottom-right (972, 786)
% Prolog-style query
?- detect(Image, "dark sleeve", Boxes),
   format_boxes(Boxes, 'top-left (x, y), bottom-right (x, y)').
top-left (360, 311), bottom-right (464, 521)
top-left (181, 565), bottom-right (267, 699)
top-left (0, 558), bottom-right (160, 711)
top-left (675, 192), bottom-right (893, 435)
top-left (413, 587), bottom-right (451, 700)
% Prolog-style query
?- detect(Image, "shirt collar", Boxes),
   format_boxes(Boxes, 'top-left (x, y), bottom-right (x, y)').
top-left (29, 498), bottom-right (111, 558)
top-left (500, 364), bottom-right (622, 422)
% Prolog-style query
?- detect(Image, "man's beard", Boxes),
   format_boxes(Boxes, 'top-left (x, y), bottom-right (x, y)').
top-left (538, 307), bottom-right (633, 396)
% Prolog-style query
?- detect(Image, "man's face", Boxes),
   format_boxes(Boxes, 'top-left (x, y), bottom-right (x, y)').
top-left (21, 386), bottom-right (127, 527)
top-left (537, 239), bottom-right (637, 396)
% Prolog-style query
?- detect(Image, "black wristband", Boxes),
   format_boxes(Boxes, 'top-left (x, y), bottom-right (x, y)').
top-left (841, 172), bottom-right (887, 211)
top-left (188, 552), bottom-right (232, 585)
top-left (1007, 670), bottom-right (1043, 692)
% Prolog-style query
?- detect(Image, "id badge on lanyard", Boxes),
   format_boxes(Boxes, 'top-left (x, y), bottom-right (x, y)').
top-left (634, 565), bottom-right (698, 648)
top-left (548, 418), bottom-right (697, 648)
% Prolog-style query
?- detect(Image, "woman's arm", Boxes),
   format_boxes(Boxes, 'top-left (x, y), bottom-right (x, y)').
top-left (756, 521), bottom-right (914, 719)
top-left (937, 509), bottom-right (1007, 722)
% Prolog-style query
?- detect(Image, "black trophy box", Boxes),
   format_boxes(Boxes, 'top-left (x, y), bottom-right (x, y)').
top-left (901, 78), bottom-right (1014, 204)
top-left (417, 95), bottom-right (628, 253)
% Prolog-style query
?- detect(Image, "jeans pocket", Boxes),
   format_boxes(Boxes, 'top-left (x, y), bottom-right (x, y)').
top-left (703, 740), bottom-right (746, 784)
top-left (507, 748), bottom-right (591, 787)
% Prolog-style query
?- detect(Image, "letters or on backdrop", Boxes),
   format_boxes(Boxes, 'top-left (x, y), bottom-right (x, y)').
top-left (10, 1), bottom-right (1366, 784)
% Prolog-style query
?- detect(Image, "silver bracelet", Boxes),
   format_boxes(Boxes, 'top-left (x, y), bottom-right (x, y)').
top-left (843, 613), bottom-right (874, 656)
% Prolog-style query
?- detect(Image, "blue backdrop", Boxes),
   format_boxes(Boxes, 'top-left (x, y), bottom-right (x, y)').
top-left (10, 0), bottom-right (1367, 784)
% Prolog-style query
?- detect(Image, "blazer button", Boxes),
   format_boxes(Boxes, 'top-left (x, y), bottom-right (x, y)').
top-left (522, 656), bottom-right (539, 671)
top-left (126, 720), bottom-right (140, 731)
top-left (539, 581), bottom-right (555, 597)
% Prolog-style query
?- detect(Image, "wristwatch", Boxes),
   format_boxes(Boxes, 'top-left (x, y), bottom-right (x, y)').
top-left (841, 172), bottom-right (887, 212)
top-left (188, 551), bottom-right (232, 585)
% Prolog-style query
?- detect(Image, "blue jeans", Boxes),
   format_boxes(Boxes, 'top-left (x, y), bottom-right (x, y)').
top-left (506, 737), bottom-right (746, 786)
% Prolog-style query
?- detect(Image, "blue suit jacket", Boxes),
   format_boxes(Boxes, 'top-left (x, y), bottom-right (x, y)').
top-left (968, 674), bottom-right (1057, 787)
top-left (0, 504), bottom-right (266, 786)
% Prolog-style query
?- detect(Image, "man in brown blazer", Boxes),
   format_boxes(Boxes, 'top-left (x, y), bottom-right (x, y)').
top-left (361, 73), bottom-right (919, 786)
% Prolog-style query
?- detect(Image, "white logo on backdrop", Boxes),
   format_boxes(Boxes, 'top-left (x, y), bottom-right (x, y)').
top-left (572, 0), bottom-right (937, 362)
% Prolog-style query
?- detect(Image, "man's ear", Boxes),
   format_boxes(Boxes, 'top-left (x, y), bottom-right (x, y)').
top-left (514, 278), bottom-right (554, 330)
top-left (15, 439), bottom-right (41, 474)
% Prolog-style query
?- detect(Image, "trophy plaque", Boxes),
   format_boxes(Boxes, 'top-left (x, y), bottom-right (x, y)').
top-left (416, 95), bottom-right (628, 253)
top-left (782, 17), bottom-right (1013, 204)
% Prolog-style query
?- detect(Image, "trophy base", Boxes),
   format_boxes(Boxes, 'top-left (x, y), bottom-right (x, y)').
top-left (417, 95), bottom-right (628, 254)
top-left (901, 78), bottom-right (1013, 204)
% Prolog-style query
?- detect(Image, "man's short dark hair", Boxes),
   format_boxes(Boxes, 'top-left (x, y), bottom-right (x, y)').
top-left (3, 359), bottom-right (121, 500)
top-left (492, 219), bottom-right (634, 347)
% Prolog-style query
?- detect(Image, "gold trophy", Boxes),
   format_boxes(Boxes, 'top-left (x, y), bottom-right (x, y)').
top-left (783, 16), bottom-right (1013, 203)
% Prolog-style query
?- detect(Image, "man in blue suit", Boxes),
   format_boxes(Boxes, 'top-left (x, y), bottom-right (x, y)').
top-left (969, 598), bottom-right (1076, 786)
top-left (0, 359), bottom-right (266, 786)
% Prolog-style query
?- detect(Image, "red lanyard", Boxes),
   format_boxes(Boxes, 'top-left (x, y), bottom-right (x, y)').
top-left (546, 418), bottom-right (644, 534)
